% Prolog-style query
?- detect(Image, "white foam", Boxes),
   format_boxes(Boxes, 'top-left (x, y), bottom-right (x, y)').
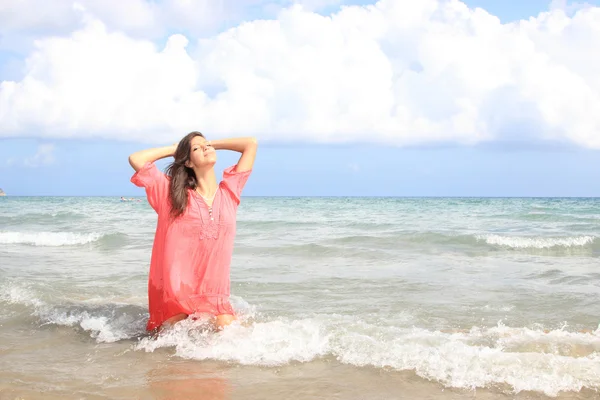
top-left (137, 317), bottom-right (328, 365)
top-left (4, 282), bottom-right (600, 396)
top-left (0, 231), bottom-right (103, 246)
top-left (477, 234), bottom-right (596, 249)
top-left (40, 310), bottom-right (134, 342)
top-left (134, 317), bottom-right (600, 396)
top-left (335, 325), bottom-right (600, 396)
top-left (0, 285), bottom-right (44, 307)
top-left (0, 283), bottom-right (145, 343)
top-left (482, 304), bottom-right (515, 312)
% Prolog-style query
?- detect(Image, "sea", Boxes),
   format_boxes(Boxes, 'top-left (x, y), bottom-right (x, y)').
top-left (0, 196), bottom-right (599, 400)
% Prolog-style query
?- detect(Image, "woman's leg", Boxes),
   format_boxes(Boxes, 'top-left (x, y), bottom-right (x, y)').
top-left (157, 313), bottom-right (237, 333)
top-left (158, 313), bottom-right (188, 332)
top-left (215, 314), bottom-right (236, 330)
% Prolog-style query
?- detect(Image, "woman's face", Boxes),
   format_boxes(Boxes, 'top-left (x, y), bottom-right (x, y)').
top-left (187, 136), bottom-right (216, 169)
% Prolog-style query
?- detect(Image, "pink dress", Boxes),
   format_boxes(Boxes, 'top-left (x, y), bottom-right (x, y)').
top-left (131, 161), bottom-right (251, 331)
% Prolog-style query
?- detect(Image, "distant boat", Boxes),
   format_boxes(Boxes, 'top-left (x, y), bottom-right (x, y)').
top-left (0, 188), bottom-right (5, 196)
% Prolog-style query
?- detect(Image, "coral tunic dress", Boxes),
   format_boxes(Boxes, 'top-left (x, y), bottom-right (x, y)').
top-left (131, 162), bottom-right (251, 331)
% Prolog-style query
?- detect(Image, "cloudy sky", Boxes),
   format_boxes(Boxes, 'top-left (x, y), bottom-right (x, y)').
top-left (1, 0), bottom-right (599, 196)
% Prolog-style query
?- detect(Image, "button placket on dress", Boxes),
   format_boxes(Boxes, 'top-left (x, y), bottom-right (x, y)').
top-left (192, 187), bottom-right (221, 240)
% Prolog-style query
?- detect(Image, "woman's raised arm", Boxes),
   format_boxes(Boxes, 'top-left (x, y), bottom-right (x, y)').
top-left (209, 137), bottom-right (258, 172)
top-left (128, 144), bottom-right (178, 172)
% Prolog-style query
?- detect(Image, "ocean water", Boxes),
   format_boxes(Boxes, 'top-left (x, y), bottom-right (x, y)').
top-left (1, 196), bottom-right (599, 399)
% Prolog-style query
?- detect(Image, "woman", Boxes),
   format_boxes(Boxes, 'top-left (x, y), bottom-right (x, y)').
top-left (128, 132), bottom-right (258, 333)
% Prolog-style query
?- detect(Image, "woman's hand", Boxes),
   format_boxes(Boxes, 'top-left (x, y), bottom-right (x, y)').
top-left (128, 144), bottom-right (179, 172)
top-left (210, 137), bottom-right (258, 172)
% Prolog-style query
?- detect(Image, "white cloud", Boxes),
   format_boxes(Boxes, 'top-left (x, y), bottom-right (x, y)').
top-left (291, 0), bottom-right (343, 12)
top-left (0, 0), bottom-right (285, 46)
top-left (0, 1), bottom-right (81, 35)
top-left (549, 0), bottom-right (595, 15)
top-left (1, 0), bottom-right (600, 148)
top-left (23, 144), bottom-right (56, 167)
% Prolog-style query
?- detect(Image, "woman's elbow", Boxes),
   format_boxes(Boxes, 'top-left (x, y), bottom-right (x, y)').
top-left (128, 154), bottom-right (142, 172)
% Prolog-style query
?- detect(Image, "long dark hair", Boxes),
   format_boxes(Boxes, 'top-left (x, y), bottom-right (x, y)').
top-left (165, 131), bottom-right (204, 218)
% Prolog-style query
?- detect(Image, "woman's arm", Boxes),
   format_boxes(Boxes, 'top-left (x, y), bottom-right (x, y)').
top-left (210, 137), bottom-right (258, 172)
top-left (128, 144), bottom-right (177, 172)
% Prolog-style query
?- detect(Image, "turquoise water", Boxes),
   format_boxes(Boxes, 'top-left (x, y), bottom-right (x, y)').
top-left (1, 196), bottom-right (599, 398)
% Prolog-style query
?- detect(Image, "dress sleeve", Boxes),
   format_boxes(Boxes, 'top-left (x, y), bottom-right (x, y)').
top-left (130, 162), bottom-right (170, 214)
top-left (221, 165), bottom-right (252, 205)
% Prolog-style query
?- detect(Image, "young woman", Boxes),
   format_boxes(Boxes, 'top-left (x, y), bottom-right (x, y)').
top-left (128, 132), bottom-right (258, 333)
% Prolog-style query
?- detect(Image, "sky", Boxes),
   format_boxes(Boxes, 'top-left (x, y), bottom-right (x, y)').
top-left (1, 0), bottom-right (600, 197)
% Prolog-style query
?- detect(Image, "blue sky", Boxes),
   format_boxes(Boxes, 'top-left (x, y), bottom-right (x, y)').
top-left (1, 139), bottom-right (599, 197)
top-left (1, 0), bottom-right (600, 197)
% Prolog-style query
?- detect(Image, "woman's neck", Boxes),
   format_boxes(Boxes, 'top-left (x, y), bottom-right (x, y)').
top-left (193, 167), bottom-right (218, 196)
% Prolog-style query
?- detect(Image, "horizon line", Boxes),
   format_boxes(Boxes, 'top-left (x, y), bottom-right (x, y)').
top-left (1, 195), bottom-right (599, 199)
